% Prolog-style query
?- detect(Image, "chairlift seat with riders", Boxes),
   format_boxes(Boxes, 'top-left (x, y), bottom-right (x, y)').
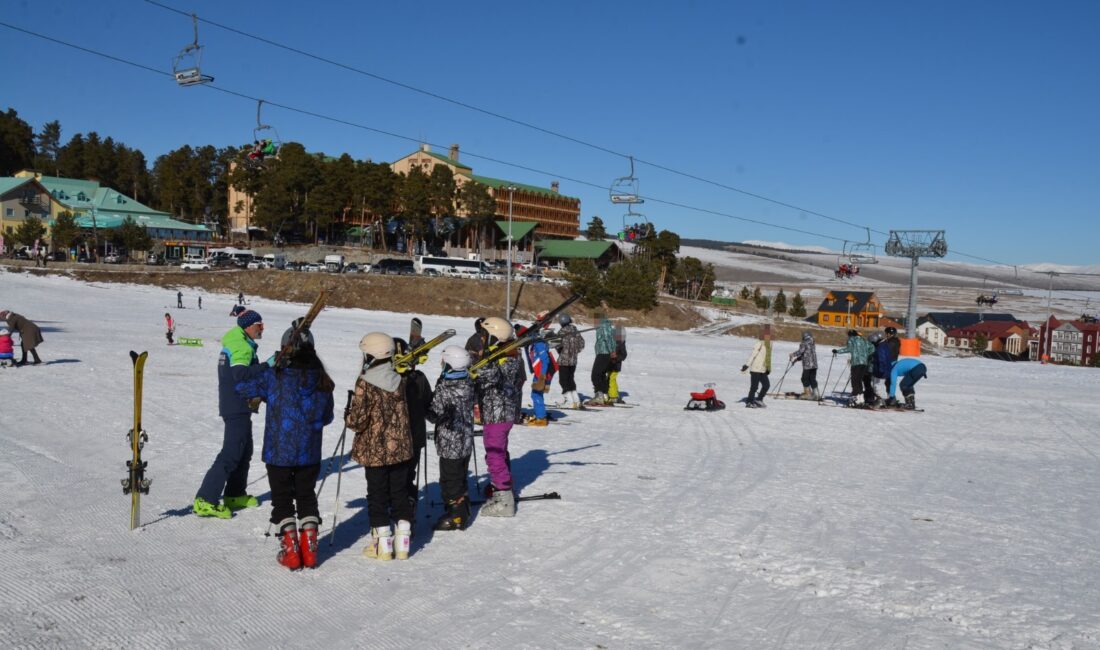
top-left (245, 100), bottom-right (282, 168)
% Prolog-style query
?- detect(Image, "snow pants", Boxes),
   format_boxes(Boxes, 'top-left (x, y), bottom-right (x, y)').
top-left (531, 388), bottom-right (546, 419)
top-left (851, 364), bottom-right (875, 404)
top-left (558, 365), bottom-right (577, 393)
top-left (438, 455), bottom-right (471, 504)
top-left (748, 372), bottom-right (770, 401)
top-left (800, 368), bottom-right (818, 390)
top-left (196, 415), bottom-right (253, 503)
top-left (482, 422), bottom-right (514, 491)
top-left (591, 354), bottom-right (611, 395)
top-left (608, 371), bottom-right (621, 399)
top-left (898, 363), bottom-right (927, 397)
top-left (267, 463), bottom-right (320, 524)
top-left (363, 463), bottom-right (412, 529)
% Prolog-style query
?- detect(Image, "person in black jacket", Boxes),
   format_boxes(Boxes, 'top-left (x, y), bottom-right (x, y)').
top-left (393, 338), bottom-right (433, 522)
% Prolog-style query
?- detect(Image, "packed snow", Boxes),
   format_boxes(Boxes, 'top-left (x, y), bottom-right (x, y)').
top-left (1, 269), bottom-right (1098, 649)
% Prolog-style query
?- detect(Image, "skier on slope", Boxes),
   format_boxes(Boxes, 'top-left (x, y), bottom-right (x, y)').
top-left (193, 309), bottom-right (268, 519)
top-left (741, 324), bottom-right (772, 408)
top-left (833, 330), bottom-right (876, 407)
top-left (586, 314), bottom-right (615, 406)
top-left (553, 313), bottom-right (585, 409)
top-left (524, 312), bottom-right (556, 426)
top-left (474, 317), bottom-right (524, 517)
top-left (346, 332), bottom-right (414, 561)
top-left (426, 346), bottom-right (477, 531)
top-left (789, 331), bottom-right (820, 400)
top-left (887, 357), bottom-right (927, 410)
top-left (882, 326), bottom-right (901, 395)
top-left (233, 326), bottom-right (335, 570)
top-left (607, 325), bottom-right (628, 405)
top-left (164, 313), bottom-right (175, 346)
top-left (870, 333), bottom-right (892, 402)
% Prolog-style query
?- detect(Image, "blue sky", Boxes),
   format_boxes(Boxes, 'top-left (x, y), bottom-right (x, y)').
top-left (2, 1), bottom-right (1097, 265)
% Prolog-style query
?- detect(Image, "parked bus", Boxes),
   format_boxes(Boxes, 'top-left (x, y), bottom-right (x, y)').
top-left (414, 255), bottom-right (490, 278)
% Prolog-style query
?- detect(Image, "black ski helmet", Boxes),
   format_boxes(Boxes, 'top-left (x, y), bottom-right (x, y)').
top-left (885, 326), bottom-right (898, 336)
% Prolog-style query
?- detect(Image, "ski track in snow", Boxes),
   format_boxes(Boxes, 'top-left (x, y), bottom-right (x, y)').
top-left (1, 269), bottom-right (1099, 649)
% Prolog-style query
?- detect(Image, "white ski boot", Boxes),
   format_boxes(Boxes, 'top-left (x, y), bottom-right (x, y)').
top-left (480, 488), bottom-right (515, 517)
top-left (394, 520), bottom-right (412, 560)
top-left (363, 526), bottom-right (394, 560)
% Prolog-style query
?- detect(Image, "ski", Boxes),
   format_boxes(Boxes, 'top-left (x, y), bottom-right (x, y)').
top-left (472, 491), bottom-right (561, 505)
top-left (818, 401), bottom-right (923, 413)
top-left (273, 290), bottom-right (327, 368)
top-left (469, 293), bottom-right (584, 377)
top-left (122, 350), bottom-right (151, 530)
top-left (176, 337), bottom-right (203, 347)
top-left (394, 328), bottom-right (456, 372)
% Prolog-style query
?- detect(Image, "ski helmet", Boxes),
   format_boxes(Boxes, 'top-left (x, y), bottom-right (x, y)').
top-left (359, 332), bottom-right (395, 360)
top-left (441, 345), bottom-right (470, 370)
top-left (281, 326), bottom-right (315, 350)
top-left (885, 326), bottom-right (898, 336)
top-left (558, 313), bottom-right (572, 325)
top-left (482, 316), bottom-right (514, 343)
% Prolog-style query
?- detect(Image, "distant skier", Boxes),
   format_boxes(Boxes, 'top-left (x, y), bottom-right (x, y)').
top-left (789, 331), bottom-right (819, 399)
top-left (177, 291), bottom-right (183, 309)
top-left (887, 357), bottom-right (927, 410)
top-left (230, 304), bottom-right (246, 318)
top-left (164, 313), bottom-right (175, 346)
top-left (198, 296), bottom-right (203, 310)
top-left (193, 309), bottom-right (267, 519)
top-left (234, 325), bottom-right (335, 570)
top-left (238, 292), bottom-right (245, 306)
top-left (426, 346), bottom-right (476, 531)
top-left (741, 324), bottom-right (772, 408)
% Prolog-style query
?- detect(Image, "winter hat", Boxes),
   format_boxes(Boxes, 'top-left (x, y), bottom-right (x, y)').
top-left (559, 313), bottom-right (572, 325)
top-left (0, 327), bottom-right (8, 336)
top-left (847, 329), bottom-right (859, 337)
top-left (237, 310), bottom-right (263, 329)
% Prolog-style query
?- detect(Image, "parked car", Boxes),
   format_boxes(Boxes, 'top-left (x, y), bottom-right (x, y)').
top-left (103, 253), bottom-right (122, 264)
top-left (180, 259), bottom-right (210, 271)
top-left (373, 258), bottom-right (416, 275)
top-left (145, 254), bottom-right (164, 266)
top-left (13, 248), bottom-right (32, 260)
top-left (246, 259), bottom-right (266, 270)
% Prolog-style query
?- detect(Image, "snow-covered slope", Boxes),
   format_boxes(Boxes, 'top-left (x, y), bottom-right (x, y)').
top-left (1, 269), bottom-right (1098, 648)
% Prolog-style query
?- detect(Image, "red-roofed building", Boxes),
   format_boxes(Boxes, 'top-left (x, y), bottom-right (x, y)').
top-left (1037, 316), bottom-right (1100, 365)
top-left (944, 320), bottom-right (1031, 356)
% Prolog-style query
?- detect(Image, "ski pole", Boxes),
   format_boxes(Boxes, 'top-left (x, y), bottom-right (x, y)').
top-left (327, 429), bottom-right (348, 547)
top-left (770, 360), bottom-right (795, 397)
top-left (821, 352), bottom-right (836, 393)
top-left (316, 391), bottom-right (353, 501)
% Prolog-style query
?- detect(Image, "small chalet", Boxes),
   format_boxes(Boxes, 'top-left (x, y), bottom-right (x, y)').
top-left (944, 320), bottom-right (1031, 357)
top-left (814, 291), bottom-right (883, 329)
top-left (1037, 316), bottom-right (1100, 365)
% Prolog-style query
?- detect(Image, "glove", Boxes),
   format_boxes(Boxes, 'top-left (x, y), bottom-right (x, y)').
top-left (740, 365), bottom-right (748, 372)
top-left (532, 377), bottom-right (546, 392)
top-left (417, 353), bottom-right (429, 366)
top-left (248, 397), bottom-right (263, 413)
top-left (765, 371), bottom-right (770, 376)
top-left (265, 353), bottom-right (277, 367)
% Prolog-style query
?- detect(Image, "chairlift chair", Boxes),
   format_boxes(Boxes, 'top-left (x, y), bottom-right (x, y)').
top-left (609, 156), bottom-right (644, 205)
top-left (172, 14), bottom-right (214, 87)
top-left (844, 228), bottom-right (879, 265)
top-left (245, 100), bottom-right (282, 168)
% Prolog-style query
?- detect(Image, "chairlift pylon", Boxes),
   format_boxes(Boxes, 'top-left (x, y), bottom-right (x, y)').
top-left (172, 14), bottom-right (214, 87)
top-left (609, 156), bottom-right (644, 205)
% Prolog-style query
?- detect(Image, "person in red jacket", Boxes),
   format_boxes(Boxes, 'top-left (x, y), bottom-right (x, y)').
top-left (0, 325), bottom-right (15, 368)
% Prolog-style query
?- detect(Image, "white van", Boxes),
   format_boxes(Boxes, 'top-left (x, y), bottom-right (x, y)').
top-left (324, 254), bottom-right (345, 273)
top-left (263, 253), bottom-right (287, 270)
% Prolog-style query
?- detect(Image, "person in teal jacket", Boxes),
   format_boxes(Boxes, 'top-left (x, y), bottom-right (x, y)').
top-left (587, 315), bottom-right (616, 405)
top-left (833, 330), bottom-right (876, 406)
top-left (888, 357), bottom-right (927, 410)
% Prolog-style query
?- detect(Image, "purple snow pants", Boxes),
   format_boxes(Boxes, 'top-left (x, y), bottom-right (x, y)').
top-left (482, 422), bottom-right (514, 491)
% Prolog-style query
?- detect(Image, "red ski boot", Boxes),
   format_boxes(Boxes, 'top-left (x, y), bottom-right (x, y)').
top-left (276, 519), bottom-right (301, 571)
top-left (298, 516), bottom-right (320, 569)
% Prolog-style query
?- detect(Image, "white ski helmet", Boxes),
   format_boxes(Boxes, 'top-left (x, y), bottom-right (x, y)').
top-left (358, 332), bottom-right (395, 359)
top-left (441, 345), bottom-right (470, 370)
top-left (482, 316), bottom-right (514, 343)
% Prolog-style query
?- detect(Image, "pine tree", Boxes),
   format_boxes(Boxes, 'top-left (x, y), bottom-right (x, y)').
top-left (789, 293), bottom-right (807, 317)
top-left (740, 285), bottom-right (752, 300)
top-left (773, 289), bottom-right (787, 315)
top-left (586, 216), bottom-right (607, 240)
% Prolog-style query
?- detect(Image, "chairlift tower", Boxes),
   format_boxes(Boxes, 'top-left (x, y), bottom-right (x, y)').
top-left (885, 230), bottom-right (948, 338)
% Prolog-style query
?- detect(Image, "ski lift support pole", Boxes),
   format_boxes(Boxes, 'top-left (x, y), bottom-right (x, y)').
top-left (884, 230), bottom-right (948, 338)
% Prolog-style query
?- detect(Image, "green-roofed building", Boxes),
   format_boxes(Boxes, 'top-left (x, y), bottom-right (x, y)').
top-left (12, 170), bottom-right (212, 243)
top-left (535, 239), bottom-right (622, 268)
top-left (391, 143), bottom-right (581, 241)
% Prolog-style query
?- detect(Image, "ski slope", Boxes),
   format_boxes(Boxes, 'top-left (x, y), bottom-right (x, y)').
top-left (1, 269), bottom-right (1098, 649)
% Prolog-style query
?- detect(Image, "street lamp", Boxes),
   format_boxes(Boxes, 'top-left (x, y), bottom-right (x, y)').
top-left (504, 185), bottom-right (516, 319)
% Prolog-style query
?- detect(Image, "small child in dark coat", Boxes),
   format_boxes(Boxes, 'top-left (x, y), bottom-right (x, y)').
top-left (426, 346), bottom-right (477, 531)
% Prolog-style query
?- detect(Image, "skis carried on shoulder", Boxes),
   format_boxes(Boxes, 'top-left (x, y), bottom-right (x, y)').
top-left (393, 328), bottom-right (456, 373)
top-left (122, 351), bottom-right (151, 530)
top-left (469, 293), bottom-right (584, 378)
top-left (273, 290), bottom-right (327, 368)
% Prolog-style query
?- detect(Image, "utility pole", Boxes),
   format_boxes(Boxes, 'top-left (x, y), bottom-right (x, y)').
top-left (504, 186), bottom-right (516, 320)
top-left (884, 230), bottom-right (948, 339)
